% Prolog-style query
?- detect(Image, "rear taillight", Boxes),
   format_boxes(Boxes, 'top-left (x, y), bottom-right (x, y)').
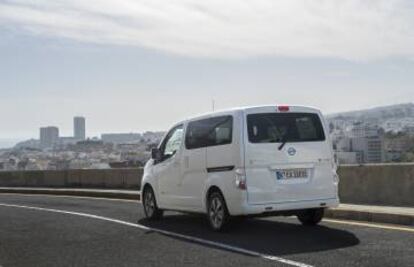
top-left (278, 105), bottom-right (290, 112)
top-left (235, 168), bottom-right (247, 190)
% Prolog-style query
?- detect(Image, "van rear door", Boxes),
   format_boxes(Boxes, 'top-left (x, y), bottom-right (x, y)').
top-left (244, 107), bottom-right (337, 205)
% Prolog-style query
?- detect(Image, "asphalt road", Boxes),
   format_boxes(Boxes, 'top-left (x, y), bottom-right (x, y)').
top-left (0, 194), bottom-right (413, 267)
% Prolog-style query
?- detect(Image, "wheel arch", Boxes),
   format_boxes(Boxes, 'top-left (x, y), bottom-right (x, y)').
top-left (141, 182), bottom-right (153, 193)
top-left (204, 185), bottom-right (225, 211)
top-left (141, 182), bottom-right (160, 204)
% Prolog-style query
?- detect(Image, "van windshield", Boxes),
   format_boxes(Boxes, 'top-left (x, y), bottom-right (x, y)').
top-left (247, 113), bottom-right (325, 143)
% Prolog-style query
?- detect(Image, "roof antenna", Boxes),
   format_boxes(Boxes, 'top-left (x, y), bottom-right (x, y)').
top-left (212, 99), bottom-right (215, 111)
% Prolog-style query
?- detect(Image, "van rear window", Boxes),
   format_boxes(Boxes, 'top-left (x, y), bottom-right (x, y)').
top-left (247, 113), bottom-right (325, 143)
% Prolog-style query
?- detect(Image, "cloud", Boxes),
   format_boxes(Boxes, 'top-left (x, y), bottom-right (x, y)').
top-left (0, 0), bottom-right (413, 60)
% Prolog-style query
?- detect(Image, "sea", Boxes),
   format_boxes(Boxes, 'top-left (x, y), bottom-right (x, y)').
top-left (0, 138), bottom-right (21, 149)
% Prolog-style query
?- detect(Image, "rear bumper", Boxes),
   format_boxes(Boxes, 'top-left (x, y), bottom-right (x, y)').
top-left (229, 197), bottom-right (339, 216)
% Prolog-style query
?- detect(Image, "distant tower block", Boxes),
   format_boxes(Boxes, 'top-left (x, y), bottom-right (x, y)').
top-left (40, 126), bottom-right (59, 148)
top-left (74, 116), bottom-right (86, 140)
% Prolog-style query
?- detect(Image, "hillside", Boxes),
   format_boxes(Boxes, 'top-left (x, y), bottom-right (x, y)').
top-left (327, 103), bottom-right (414, 122)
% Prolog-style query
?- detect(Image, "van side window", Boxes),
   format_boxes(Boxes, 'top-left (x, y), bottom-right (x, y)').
top-left (159, 125), bottom-right (184, 160)
top-left (185, 116), bottom-right (233, 149)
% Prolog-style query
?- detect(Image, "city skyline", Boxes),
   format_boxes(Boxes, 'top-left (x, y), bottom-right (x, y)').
top-left (0, 114), bottom-right (167, 148)
top-left (1, 101), bottom-right (413, 149)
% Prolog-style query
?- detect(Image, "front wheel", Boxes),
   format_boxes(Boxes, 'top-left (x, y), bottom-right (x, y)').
top-left (207, 191), bottom-right (230, 232)
top-left (143, 186), bottom-right (163, 220)
top-left (297, 208), bottom-right (324, 226)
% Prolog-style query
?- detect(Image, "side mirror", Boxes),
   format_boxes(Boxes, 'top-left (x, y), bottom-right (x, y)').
top-left (151, 148), bottom-right (162, 162)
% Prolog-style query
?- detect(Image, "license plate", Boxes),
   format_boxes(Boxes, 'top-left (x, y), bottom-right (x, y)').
top-left (276, 169), bottom-right (308, 180)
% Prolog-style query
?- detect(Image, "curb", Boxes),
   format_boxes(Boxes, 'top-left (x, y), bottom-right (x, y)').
top-left (0, 187), bottom-right (140, 201)
top-left (325, 208), bottom-right (414, 226)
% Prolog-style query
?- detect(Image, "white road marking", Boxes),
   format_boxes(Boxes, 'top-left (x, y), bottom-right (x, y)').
top-left (0, 203), bottom-right (312, 267)
top-left (0, 192), bottom-right (139, 203)
top-left (323, 218), bottom-right (414, 233)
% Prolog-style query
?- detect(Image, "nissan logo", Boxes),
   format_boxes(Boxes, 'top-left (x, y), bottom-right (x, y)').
top-left (287, 147), bottom-right (296, 156)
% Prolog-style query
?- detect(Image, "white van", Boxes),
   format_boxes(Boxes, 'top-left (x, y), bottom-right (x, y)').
top-left (140, 105), bottom-right (339, 231)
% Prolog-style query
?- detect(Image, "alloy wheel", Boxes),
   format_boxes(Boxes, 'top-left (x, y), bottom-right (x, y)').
top-left (209, 196), bottom-right (224, 229)
top-left (144, 189), bottom-right (155, 217)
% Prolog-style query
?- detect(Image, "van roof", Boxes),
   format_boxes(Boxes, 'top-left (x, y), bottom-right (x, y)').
top-left (178, 105), bottom-right (322, 124)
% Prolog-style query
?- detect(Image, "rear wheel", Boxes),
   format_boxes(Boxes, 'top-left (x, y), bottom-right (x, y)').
top-left (297, 208), bottom-right (324, 226)
top-left (143, 186), bottom-right (163, 220)
top-left (207, 191), bottom-right (230, 231)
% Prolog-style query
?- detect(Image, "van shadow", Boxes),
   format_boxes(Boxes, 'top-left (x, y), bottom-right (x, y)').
top-left (138, 213), bottom-right (360, 256)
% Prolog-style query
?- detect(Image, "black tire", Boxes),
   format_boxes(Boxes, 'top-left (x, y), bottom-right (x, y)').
top-left (142, 186), bottom-right (163, 220)
top-left (297, 208), bottom-right (324, 226)
top-left (207, 191), bottom-right (231, 232)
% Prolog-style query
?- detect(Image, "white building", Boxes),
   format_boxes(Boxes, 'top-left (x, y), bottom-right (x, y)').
top-left (332, 122), bottom-right (384, 164)
top-left (350, 123), bottom-right (380, 138)
top-left (101, 133), bottom-right (142, 144)
top-left (350, 136), bottom-right (384, 163)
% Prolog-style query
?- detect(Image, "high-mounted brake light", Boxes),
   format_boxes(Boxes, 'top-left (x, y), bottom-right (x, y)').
top-left (278, 105), bottom-right (290, 112)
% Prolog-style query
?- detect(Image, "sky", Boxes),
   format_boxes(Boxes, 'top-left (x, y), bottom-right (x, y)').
top-left (0, 0), bottom-right (414, 146)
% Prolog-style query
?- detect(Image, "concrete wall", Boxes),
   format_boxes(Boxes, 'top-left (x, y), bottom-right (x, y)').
top-left (0, 168), bottom-right (142, 189)
top-left (0, 164), bottom-right (413, 207)
top-left (337, 163), bottom-right (414, 207)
